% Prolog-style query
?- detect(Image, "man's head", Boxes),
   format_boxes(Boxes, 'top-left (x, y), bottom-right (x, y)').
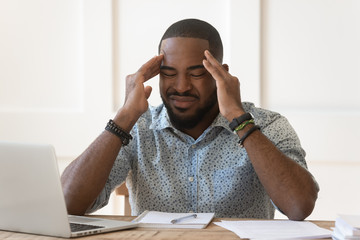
top-left (158, 19), bottom-right (223, 63)
top-left (158, 19), bottom-right (225, 135)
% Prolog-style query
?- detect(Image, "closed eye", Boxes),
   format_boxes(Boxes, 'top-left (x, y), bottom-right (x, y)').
top-left (191, 72), bottom-right (207, 78)
top-left (160, 71), bottom-right (176, 77)
top-left (160, 65), bottom-right (177, 78)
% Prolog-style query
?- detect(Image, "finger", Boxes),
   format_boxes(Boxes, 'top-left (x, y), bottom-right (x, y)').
top-left (203, 51), bottom-right (228, 81)
top-left (203, 59), bottom-right (228, 82)
top-left (144, 85), bottom-right (152, 99)
top-left (204, 50), bottom-right (222, 67)
top-left (137, 54), bottom-right (164, 82)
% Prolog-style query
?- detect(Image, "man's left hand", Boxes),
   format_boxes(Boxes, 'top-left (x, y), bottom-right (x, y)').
top-left (203, 50), bottom-right (245, 121)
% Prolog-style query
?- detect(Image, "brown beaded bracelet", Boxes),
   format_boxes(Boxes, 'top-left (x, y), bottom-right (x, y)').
top-left (238, 125), bottom-right (260, 148)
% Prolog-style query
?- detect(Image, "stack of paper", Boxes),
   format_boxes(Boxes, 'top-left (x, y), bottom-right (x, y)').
top-left (133, 211), bottom-right (215, 229)
top-left (332, 214), bottom-right (360, 240)
top-left (215, 220), bottom-right (332, 239)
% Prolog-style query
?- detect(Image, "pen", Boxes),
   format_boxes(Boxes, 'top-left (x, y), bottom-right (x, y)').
top-left (170, 214), bottom-right (197, 224)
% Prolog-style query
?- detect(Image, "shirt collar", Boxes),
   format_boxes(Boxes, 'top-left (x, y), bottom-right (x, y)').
top-left (211, 113), bottom-right (233, 132)
top-left (149, 104), bottom-right (173, 130)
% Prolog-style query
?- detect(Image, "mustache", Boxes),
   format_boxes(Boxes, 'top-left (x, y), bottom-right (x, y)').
top-left (166, 91), bottom-right (199, 99)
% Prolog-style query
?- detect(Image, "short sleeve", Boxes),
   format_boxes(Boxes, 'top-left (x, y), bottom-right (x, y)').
top-left (261, 115), bottom-right (307, 169)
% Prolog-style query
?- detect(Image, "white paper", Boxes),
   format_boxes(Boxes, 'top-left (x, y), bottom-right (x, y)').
top-left (215, 220), bottom-right (332, 239)
top-left (339, 214), bottom-right (360, 229)
top-left (138, 211), bottom-right (214, 225)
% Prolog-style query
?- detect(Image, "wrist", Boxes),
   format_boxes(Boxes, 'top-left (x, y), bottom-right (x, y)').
top-left (229, 112), bottom-right (253, 132)
top-left (236, 124), bottom-right (261, 147)
top-left (105, 119), bottom-right (133, 146)
top-left (223, 106), bottom-right (246, 122)
top-left (113, 107), bottom-right (141, 132)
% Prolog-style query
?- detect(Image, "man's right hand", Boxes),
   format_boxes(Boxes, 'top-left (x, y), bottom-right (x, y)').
top-left (115, 55), bottom-right (164, 132)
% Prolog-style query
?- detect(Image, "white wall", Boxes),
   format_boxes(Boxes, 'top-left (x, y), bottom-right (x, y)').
top-left (261, 0), bottom-right (360, 220)
top-left (1, 0), bottom-right (359, 220)
top-left (0, 0), bottom-right (114, 157)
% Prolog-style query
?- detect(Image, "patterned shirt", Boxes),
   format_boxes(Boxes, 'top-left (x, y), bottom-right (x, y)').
top-left (88, 102), bottom-right (308, 218)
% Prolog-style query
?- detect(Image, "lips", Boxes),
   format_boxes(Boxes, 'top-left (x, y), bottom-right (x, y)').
top-left (169, 95), bottom-right (198, 109)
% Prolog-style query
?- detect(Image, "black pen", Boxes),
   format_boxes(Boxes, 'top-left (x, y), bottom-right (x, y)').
top-left (170, 214), bottom-right (197, 224)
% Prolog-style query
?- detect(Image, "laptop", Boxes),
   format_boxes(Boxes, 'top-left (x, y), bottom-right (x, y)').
top-left (0, 141), bottom-right (138, 238)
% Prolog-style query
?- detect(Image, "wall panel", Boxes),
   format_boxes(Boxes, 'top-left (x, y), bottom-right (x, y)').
top-left (0, 0), bottom-right (114, 157)
top-left (262, 0), bottom-right (360, 220)
top-left (0, 0), bottom-right (83, 112)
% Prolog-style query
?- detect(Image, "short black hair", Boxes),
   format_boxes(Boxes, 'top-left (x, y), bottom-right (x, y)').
top-left (158, 19), bottom-right (223, 62)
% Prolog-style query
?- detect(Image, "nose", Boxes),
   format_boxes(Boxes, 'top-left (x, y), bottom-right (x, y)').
top-left (173, 74), bottom-right (192, 93)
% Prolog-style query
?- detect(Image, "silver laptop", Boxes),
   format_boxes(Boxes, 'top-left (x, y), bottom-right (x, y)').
top-left (0, 141), bottom-right (138, 238)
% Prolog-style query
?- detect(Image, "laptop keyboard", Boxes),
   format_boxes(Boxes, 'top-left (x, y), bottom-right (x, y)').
top-left (70, 222), bottom-right (104, 232)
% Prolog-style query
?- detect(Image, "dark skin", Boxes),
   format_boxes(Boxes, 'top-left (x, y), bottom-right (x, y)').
top-left (159, 37), bottom-right (219, 139)
top-left (61, 37), bottom-right (318, 220)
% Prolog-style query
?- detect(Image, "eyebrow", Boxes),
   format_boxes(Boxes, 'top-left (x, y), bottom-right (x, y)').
top-left (160, 66), bottom-right (175, 71)
top-left (187, 65), bottom-right (205, 71)
top-left (160, 65), bottom-right (205, 71)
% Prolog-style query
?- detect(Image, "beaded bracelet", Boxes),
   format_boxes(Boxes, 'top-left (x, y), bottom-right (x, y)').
top-left (234, 119), bottom-right (255, 133)
top-left (238, 125), bottom-right (260, 148)
top-left (105, 119), bottom-right (133, 146)
top-left (229, 113), bottom-right (253, 131)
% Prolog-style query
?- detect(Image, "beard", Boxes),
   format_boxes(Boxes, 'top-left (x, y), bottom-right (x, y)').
top-left (161, 89), bottom-right (218, 130)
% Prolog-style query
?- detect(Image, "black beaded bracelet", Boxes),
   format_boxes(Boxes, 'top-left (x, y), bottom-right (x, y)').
top-left (105, 119), bottom-right (133, 146)
top-left (238, 125), bottom-right (260, 148)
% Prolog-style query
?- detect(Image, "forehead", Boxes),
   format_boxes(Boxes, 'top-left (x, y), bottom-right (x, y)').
top-left (160, 37), bottom-right (209, 67)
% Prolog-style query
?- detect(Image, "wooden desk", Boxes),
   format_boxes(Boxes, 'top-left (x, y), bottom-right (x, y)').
top-left (0, 216), bottom-right (334, 240)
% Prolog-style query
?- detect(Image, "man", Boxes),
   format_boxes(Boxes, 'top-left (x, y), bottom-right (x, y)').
top-left (61, 19), bottom-right (319, 220)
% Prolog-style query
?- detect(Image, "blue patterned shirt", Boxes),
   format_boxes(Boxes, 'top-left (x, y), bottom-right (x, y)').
top-left (88, 102), bottom-right (307, 218)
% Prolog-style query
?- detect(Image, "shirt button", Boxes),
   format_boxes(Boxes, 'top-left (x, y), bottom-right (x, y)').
top-left (192, 145), bottom-right (196, 149)
top-left (188, 177), bottom-right (194, 182)
top-left (189, 210), bottom-right (194, 213)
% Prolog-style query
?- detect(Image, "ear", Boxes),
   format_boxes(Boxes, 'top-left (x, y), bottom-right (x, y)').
top-left (222, 64), bottom-right (229, 72)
